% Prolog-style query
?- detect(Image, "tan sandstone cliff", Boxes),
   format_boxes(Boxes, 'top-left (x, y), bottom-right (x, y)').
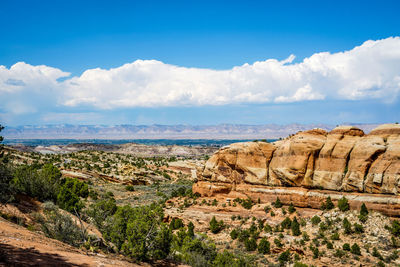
top-left (193, 124), bottom-right (400, 216)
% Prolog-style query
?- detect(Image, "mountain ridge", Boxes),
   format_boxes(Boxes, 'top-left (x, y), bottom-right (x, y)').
top-left (3, 123), bottom-right (381, 139)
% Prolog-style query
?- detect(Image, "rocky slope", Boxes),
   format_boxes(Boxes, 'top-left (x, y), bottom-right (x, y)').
top-left (194, 124), bottom-right (400, 215)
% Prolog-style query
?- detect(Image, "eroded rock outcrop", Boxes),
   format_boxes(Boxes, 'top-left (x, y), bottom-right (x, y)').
top-left (195, 123), bottom-right (400, 196)
top-left (202, 142), bottom-right (276, 185)
top-left (268, 129), bottom-right (327, 187)
top-left (313, 126), bottom-right (364, 190)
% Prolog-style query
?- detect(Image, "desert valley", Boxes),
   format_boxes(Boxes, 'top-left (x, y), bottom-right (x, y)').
top-left (1, 123), bottom-right (400, 266)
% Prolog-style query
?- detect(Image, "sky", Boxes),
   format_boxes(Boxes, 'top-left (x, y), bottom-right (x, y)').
top-left (0, 0), bottom-right (400, 126)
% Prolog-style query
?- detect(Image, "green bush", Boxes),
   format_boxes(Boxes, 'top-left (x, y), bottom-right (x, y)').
top-left (334, 249), bottom-right (345, 258)
top-left (244, 237), bottom-right (257, 251)
top-left (0, 163), bottom-right (14, 203)
top-left (294, 262), bottom-right (308, 267)
top-left (125, 185), bottom-right (135, 191)
top-left (273, 197), bottom-right (283, 208)
top-left (288, 202), bottom-right (296, 213)
top-left (338, 196), bottom-right (350, 212)
top-left (13, 164), bottom-right (62, 202)
top-left (35, 202), bottom-right (86, 247)
top-left (311, 215), bottom-right (321, 225)
top-left (230, 229), bottom-right (239, 240)
top-left (291, 217), bottom-right (301, 236)
top-left (170, 217), bottom-right (184, 230)
top-left (86, 197), bottom-right (117, 231)
top-left (258, 237), bottom-right (270, 254)
top-left (187, 222), bottom-right (195, 238)
top-left (274, 238), bottom-right (283, 248)
top-left (321, 196), bottom-right (334, 210)
top-left (209, 216), bottom-right (224, 234)
top-left (281, 217), bottom-right (292, 229)
top-left (177, 235), bottom-right (217, 267)
top-left (372, 247), bottom-right (383, 260)
top-left (343, 218), bottom-right (352, 234)
top-left (56, 178), bottom-right (89, 213)
top-left (354, 223), bottom-right (364, 233)
top-left (331, 232), bottom-right (340, 240)
top-left (343, 243), bottom-right (350, 251)
top-left (103, 203), bottom-right (172, 261)
top-left (213, 250), bottom-right (256, 267)
top-left (278, 249), bottom-right (291, 264)
top-left (350, 243), bottom-right (361, 255)
top-left (390, 220), bottom-right (400, 236)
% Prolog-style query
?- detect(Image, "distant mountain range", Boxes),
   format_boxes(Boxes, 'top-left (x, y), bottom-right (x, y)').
top-left (2, 123), bottom-right (380, 139)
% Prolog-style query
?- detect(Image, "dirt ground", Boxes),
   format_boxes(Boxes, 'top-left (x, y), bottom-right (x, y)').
top-left (0, 217), bottom-right (140, 267)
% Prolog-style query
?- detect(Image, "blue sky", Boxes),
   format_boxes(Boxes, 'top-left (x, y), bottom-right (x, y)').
top-left (1, 0), bottom-right (400, 126)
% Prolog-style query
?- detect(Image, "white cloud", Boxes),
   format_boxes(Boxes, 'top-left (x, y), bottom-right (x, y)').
top-left (1, 37), bottom-right (400, 112)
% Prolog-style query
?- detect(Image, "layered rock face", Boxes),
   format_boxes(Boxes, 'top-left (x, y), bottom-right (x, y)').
top-left (195, 124), bottom-right (400, 196)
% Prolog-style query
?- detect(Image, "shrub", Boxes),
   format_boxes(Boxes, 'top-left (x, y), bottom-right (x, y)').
top-left (294, 263), bottom-right (308, 267)
top-left (321, 196), bottom-right (335, 210)
top-left (258, 238), bottom-right (270, 254)
top-left (311, 246), bottom-right (319, 259)
top-left (343, 218), bottom-right (352, 234)
top-left (104, 203), bottom-right (172, 261)
top-left (264, 224), bottom-right (272, 233)
top-left (338, 197), bottom-right (350, 212)
top-left (331, 232), bottom-right (340, 240)
top-left (187, 222), bottom-right (195, 238)
top-left (212, 250), bottom-right (255, 267)
top-left (0, 162), bottom-right (14, 203)
top-left (326, 241), bottom-right (333, 249)
top-left (230, 229), bottom-right (239, 240)
top-left (390, 220), bottom-right (400, 236)
top-left (372, 247), bottom-right (383, 260)
top-left (360, 203), bottom-right (368, 216)
top-left (354, 223), bottom-right (364, 233)
top-left (288, 202), bottom-right (296, 214)
top-left (209, 216), bottom-right (224, 234)
top-left (302, 231), bottom-right (310, 241)
top-left (238, 229), bottom-right (250, 242)
top-left (278, 249), bottom-right (291, 264)
top-left (86, 197), bottom-right (117, 231)
top-left (35, 202), bottom-right (86, 247)
top-left (274, 238), bottom-right (283, 248)
top-left (244, 237), bottom-right (257, 251)
top-left (334, 249), bottom-right (345, 258)
top-left (170, 217), bottom-right (184, 230)
top-left (281, 217), bottom-right (292, 229)
top-left (291, 217), bottom-right (301, 236)
top-left (273, 197), bottom-right (283, 208)
top-left (311, 215), bottom-right (321, 225)
top-left (240, 198), bottom-right (254, 209)
top-left (125, 185), bottom-right (135, 191)
top-left (264, 206), bottom-right (270, 214)
top-left (343, 243), bottom-right (350, 251)
top-left (350, 243), bottom-right (361, 255)
top-left (13, 164), bottom-right (62, 202)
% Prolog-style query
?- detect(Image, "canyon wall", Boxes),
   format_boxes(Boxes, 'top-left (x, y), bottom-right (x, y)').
top-left (194, 124), bottom-right (400, 215)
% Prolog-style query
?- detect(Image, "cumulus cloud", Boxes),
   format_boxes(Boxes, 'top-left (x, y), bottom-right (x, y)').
top-left (1, 37), bottom-right (400, 112)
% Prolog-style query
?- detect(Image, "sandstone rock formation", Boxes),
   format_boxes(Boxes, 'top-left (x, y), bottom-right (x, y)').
top-left (202, 142), bottom-right (276, 186)
top-left (195, 123), bottom-right (400, 196)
